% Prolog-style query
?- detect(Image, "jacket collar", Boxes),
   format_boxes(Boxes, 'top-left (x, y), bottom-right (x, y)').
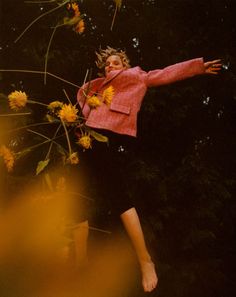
top-left (100, 69), bottom-right (124, 88)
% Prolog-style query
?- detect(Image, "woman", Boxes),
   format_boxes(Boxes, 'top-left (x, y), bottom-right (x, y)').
top-left (76, 46), bottom-right (221, 292)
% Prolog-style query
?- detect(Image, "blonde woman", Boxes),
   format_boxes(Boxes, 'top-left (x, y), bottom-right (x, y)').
top-left (76, 46), bottom-right (221, 292)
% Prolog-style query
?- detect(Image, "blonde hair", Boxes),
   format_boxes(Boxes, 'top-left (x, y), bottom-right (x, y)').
top-left (95, 46), bottom-right (131, 75)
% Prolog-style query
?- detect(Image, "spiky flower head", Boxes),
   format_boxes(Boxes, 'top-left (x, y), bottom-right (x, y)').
top-left (8, 90), bottom-right (27, 111)
top-left (102, 86), bottom-right (115, 105)
top-left (75, 19), bottom-right (85, 34)
top-left (48, 101), bottom-right (63, 113)
top-left (87, 96), bottom-right (101, 108)
top-left (77, 135), bottom-right (92, 150)
top-left (67, 152), bottom-right (79, 165)
top-left (0, 145), bottom-right (15, 172)
top-left (58, 104), bottom-right (78, 123)
top-left (71, 2), bottom-right (80, 16)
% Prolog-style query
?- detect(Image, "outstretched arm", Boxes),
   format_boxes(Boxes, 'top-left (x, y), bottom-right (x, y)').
top-left (204, 59), bottom-right (222, 75)
top-left (144, 58), bottom-right (222, 88)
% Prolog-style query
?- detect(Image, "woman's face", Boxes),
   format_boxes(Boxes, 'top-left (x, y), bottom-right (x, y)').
top-left (105, 55), bottom-right (125, 76)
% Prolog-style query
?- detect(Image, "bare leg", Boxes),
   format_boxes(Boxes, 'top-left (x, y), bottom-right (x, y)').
top-left (120, 207), bottom-right (158, 292)
top-left (73, 220), bottom-right (89, 268)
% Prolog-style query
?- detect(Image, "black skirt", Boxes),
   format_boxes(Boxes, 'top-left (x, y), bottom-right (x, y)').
top-left (71, 130), bottom-right (138, 223)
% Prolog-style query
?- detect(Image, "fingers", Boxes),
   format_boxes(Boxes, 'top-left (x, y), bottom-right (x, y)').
top-left (206, 59), bottom-right (222, 75)
top-left (211, 59), bottom-right (222, 64)
top-left (212, 63), bottom-right (222, 68)
top-left (205, 59), bottom-right (222, 68)
top-left (209, 69), bottom-right (221, 75)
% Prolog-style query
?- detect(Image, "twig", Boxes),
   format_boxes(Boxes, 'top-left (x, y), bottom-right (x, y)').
top-left (8, 121), bottom-right (58, 133)
top-left (66, 191), bottom-right (94, 201)
top-left (0, 69), bottom-right (81, 89)
top-left (71, 224), bottom-right (111, 235)
top-left (61, 120), bottom-right (72, 155)
top-left (24, 0), bottom-right (58, 3)
top-left (45, 124), bottom-right (62, 159)
top-left (44, 25), bottom-right (58, 84)
top-left (110, 3), bottom-right (118, 31)
top-left (27, 128), bottom-right (67, 155)
top-left (15, 0), bottom-right (69, 43)
top-left (0, 112), bottom-right (32, 117)
top-left (63, 89), bottom-right (73, 105)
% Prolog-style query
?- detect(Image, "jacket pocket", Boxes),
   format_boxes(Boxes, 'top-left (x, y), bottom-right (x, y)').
top-left (110, 102), bottom-right (130, 115)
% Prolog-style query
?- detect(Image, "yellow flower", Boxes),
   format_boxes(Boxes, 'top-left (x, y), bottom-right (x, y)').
top-left (58, 104), bottom-right (78, 123)
top-left (0, 145), bottom-right (15, 172)
top-left (72, 2), bottom-right (80, 16)
top-left (8, 90), bottom-right (27, 110)
top-left (87, 96), bottom-right (101, 108)
top-left (78, 135), bottom-right (92, 150)
top-left (102, 86), bottom-right (114, 105)
top-left (67, 152), bottom-right (79, 165)
top-left (75, 19), bottom-right (85, 34)
top-left (48, 101), bottom-right (63, 112)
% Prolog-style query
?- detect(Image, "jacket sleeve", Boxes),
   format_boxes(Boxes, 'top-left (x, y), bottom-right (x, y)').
top-left (142, 58), bottom-right (205, 87)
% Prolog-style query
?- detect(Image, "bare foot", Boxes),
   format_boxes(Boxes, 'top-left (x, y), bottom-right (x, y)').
top-left (140, 260), bottom-right (158, 292)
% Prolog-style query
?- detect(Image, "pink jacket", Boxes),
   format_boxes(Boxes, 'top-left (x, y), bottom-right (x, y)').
top-left (77, 58), bottom-right (205, 137)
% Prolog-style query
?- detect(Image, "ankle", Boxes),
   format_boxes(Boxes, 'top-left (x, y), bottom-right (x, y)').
top-left (138, 250), bottom-right (152, 261)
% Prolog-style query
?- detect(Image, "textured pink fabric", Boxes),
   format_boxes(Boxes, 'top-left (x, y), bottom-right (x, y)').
top-left (77, 58), bottom-right (205, 137)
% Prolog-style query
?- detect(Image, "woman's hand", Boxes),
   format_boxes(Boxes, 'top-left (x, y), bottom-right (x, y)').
top-left (204, 59), bottom-right (222, 75)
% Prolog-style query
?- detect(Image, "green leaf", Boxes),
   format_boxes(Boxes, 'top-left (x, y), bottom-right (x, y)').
top-left (36, 159), bottom-right (50, 175)
top-left (56, 144), bottom-right (67, 156)
top-left (63, 16), bottom-right (81, 26)
top-left (90, 130), bottom-right (108, 143)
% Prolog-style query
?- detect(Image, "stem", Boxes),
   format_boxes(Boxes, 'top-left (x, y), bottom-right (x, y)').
top-left (110, 3), bottom-right (118, 31)
top-left (15, 140), bottom-right (50, 158)
top-left (0, 69), bottom-right (81, 89)
top-left (28, 99), bottom-right (49, 107)
top-left (45, 124), bottom-right (62, 159)
top-left (61, 120), bottom-right (72, 155)
top-left (64, 191), bottom-right (94, 201)
top-left (44, 25), bottom-right (58, 84)
top-left (14, 0), bottom-right (69, 43)
top-left (79, 68), bottom-right (92, 117)
top-left (63, 89), bottom-right (72, 105)
top-left (8, 121), bottom-right (58, 133)
top-left (24, 0), bottom-right (58, 3)
top-left (72, 224), bottom-right (111, 235)
top-left (0, 112), bottom-right (31, 117)
top-left (27, 128), bottom-right (66, 154)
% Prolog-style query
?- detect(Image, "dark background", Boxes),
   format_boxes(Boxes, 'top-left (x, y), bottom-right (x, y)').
top-left (0, 1), bottom-right (236, 297)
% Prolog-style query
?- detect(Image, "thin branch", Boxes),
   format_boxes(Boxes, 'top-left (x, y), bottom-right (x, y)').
top-left (78, 68), bottom-right (92, 117)
top-left (0, 69), bottom-right (81, 89)
top-left (8, 121), bottom-right (58, 133)
top-left (64, 191), bottom-right (94, 201)
top-left (24, 0), bottom-right (58, 3)
top-left (71, 224), bottom-right (111, 235)
top-left (27, 128), bottom-right (67, 154)
top-left (45, 124), bottom-right (62, 159)
top-left (44, 25), bottom-right (58, 84)
top-left (28, 99), bottom-right (49, 107)
top-left (0, 112), bottom-right (32, 117)
top-left (110, 3), bottom-right (118, 31)
top-left (61, 120), bottom-right (72, 155)
top-left (15, 0), bottom-right (69, 43)
top-left (63, 89), bottom-right (73, 105)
